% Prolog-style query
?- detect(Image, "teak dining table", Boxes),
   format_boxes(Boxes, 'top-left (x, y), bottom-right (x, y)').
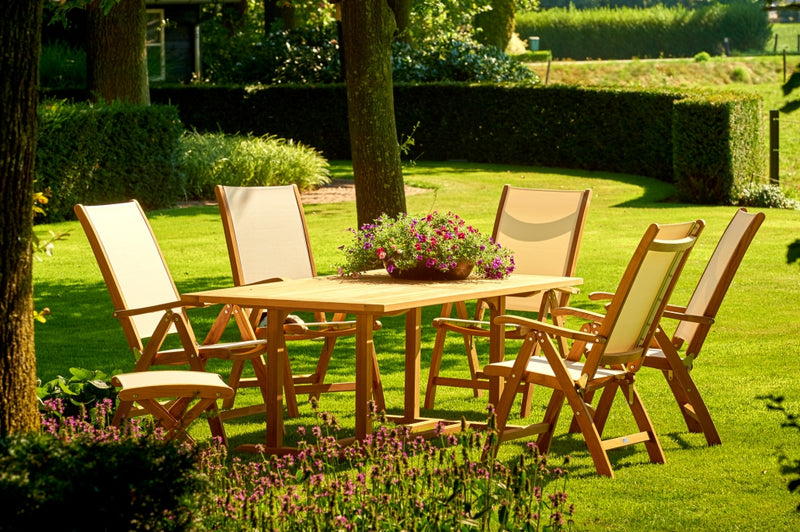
top-left (181, 271), bottom-right (582, 453)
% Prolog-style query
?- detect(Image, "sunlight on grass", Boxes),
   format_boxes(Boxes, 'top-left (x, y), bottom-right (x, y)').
top-left (32, 161), bottom-right (800, 529)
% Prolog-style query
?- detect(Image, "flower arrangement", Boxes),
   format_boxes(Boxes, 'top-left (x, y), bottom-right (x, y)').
top-left (337, 211), bottom-right (515, 280)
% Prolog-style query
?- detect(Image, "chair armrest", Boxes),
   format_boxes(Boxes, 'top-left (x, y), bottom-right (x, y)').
top-left (660, 309), bottom-right (715, 325)
top-left (588, 291), bottom-right (614, 301)
top-left (494, 314), bottom-right (602, 344)
top-left (551, 306), bottom-right (605, 322)
top-left (113, 300), bottom-right (198, 318)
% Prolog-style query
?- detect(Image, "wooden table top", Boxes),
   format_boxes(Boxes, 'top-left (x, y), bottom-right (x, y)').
top-left (181, 271), bottom-right (583, 314)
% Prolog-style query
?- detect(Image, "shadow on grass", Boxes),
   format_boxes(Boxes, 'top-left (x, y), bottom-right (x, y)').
top-left (759, 394), bottom-right (800, 511)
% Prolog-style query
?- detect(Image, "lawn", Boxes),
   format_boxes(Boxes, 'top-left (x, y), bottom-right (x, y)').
top-left (32, 160), bottom-right (800, 530)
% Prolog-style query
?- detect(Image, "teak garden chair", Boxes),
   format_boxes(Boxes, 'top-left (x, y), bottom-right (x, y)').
top-left (213, 184), bottom-right (385, 415)
top-left (425, 186), bottom-right (592, 415)
top-left (75, 200), bottom-right (274, 443)
top-left (483, 220), bottom-right (704, 477)
top-left (587, 207), bottom-right (764, 446)
top-left (112, 370), bottom-right (234, 444)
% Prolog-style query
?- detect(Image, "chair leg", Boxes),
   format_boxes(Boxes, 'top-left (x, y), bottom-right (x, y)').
top-left (561, 385), bottom-right (614, 478)
top-left (370, 344), bottom-right (386, 412)
top-left (621, 380), bottom-right (666, 465)
top-left (223, 360), bottom-right (246, 410)
top-left (307, 336), bottom-right (337, 402)
top-left (654, 329), bottom-right (721, 446)
top-left (536, 389), bottom-right (566, 455)
top-left (424, 303), bottom-right (452, 409)
top-left (660, 367), bottom-right (721, 445)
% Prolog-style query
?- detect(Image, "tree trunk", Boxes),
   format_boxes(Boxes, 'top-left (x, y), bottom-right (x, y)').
top-left (341, 0), bottom-right (406, 227)
top-left (86, 0), bottom-right (149, 104)
top-left (389, 0), bottom-right (411, 37)
top-left (0, 0), bottom-right (43, 436)
top-left (475, 0), bottom-right (515, 52)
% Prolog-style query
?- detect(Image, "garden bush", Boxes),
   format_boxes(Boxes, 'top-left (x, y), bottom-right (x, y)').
top-left (178, 130), bottom-right (331, 200)
top-left (0, 401), bottom-right (209, 532)
top-left (516, 2), bottom-right (771, 59)
top-left (35, 100), bottom-right (184, 222)
top-left (199, 21), bottom-right (536, 85)
top-left (150, 83), bottom-right (764, 204)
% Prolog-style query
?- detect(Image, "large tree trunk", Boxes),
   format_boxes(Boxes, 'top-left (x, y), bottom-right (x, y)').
top-left (86, 0), bottom-right (149, 104)
top-left (0, 0), bottom-right (43, 436)
top-left (389, 0), bottom-right (411, 37)
top-left (475, 0), bottom-right (515, 52)
top-left (341, 0), bottom-right (406, 227)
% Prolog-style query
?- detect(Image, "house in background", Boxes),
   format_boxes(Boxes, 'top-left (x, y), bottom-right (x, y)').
top-left (146, 0), bottom-right (239, 83)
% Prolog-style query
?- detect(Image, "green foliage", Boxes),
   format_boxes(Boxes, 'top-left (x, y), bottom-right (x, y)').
top-left (737, 182), bottom-right (800, 209)
top-left (39, 42), bottom-right (85, 90)
top-left (35, 100), bottom-right (184, 221)
top-left (151, 83), bottom-right (764, 204)
top-left (672, 90), bottom-right (766, 204)
top-left (694, 51), bottom-right (712, 62)
top-left (36, 367), bottom-right (119, 420)
top-left (392, 36), bottom-right (540, 83)
top-left (177, 130), bottom-right (331, 200)
top-left (0, 431), bottom-right (208, 532)
top-left (199, 13), bottom-right (533, 85)
top-left (515, 2), bottom-right (771, 59)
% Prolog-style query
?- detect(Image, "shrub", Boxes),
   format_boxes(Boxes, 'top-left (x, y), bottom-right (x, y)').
top-left (200, 21), bottom-right (535, 85)
top-left (738, 183), bottom-right (800, 209)
top-left (0, 400), bottom-right (209, 532)
top-left (392, 36), bottom-right (539, 83)
top-left (515, 3), bottom-right (771, 60)
top-left (178, 130), bottom-right (331, 200)
top-left (35, 100), bottom-right (184, 222)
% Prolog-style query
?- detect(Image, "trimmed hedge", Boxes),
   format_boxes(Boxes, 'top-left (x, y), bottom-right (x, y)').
top-left (36, 100), bottom-right (184, 221)
top-left (147, 83), bottom-right (765, 204)
top-left (515, 3), bottom-right (771, 60)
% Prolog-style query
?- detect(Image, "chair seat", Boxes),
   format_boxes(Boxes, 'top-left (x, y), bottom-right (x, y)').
top-left (485, 356), bottom-right (626, 381)
top-left (113, 370), bottom-right (235, 401)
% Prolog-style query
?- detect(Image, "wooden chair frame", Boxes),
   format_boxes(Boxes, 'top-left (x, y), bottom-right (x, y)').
top-left (483, 220), bottom-right (704, 477)
top-left (112, 370), bottom-right (234, 445)
top-left (587, 208), bottom-right (764, 446)
top-left (75, 200), bottom-right (273, 442)
top-left (425, 186), bottom-right (591, 415)
top-left (213, 184), bottom-right (385, 416)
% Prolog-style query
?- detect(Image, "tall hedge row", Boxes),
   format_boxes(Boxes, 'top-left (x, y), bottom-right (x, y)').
top-left (515, 3), bottom-right (771, 60)
top-left (149, 83), bottom-right (765, 204)
top-left (36, 101), bottom-right (184, 221)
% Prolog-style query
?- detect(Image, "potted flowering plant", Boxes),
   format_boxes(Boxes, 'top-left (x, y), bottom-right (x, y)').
top-left (337, 211), bottom-right (515, 280)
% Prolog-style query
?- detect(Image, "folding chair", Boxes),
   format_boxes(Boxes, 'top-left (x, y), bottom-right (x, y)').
top-left (74, 200), bottom-right (277, 442)
top-left (589, 208), bottom-right (764, 446)
top-left (112, 370), bottom-right (234, 444)
top-left (484, 220), bottom-right (704, 477)
top-left (425, 186), bottom-right (591, 415)
top-left (213, 184), bottom-right (385, 415)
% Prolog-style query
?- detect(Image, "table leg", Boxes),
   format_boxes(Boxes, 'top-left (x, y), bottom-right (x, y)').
top-left (487, 296), bottom-right (507, 407)
top-left (354, 314), bottom-right (375, 440)
top-left (404, 307), bottom-right (422, 423)
top-left (265, 308), bottom-right (288, 449)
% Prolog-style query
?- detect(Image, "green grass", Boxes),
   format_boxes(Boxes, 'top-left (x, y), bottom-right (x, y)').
top-left (33, 161), bottom-right (800, 530)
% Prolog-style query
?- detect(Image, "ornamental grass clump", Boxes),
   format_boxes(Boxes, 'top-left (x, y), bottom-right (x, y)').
top-left (197, 402), bottom-right (574, 531)
top-left (337, 211), bottom-right (515, 279)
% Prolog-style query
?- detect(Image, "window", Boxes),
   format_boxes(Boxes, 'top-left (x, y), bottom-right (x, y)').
top-left (146, 9), bottom-right (165, 82)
